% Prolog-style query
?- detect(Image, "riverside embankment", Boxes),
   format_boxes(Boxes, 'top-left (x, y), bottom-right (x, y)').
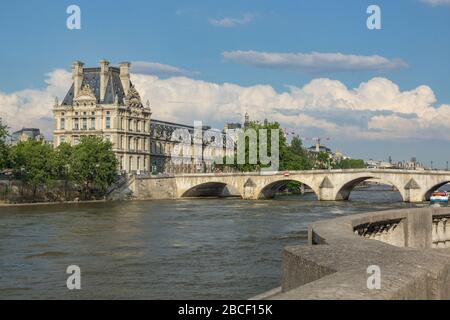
top-left (257, 206), bottom-right (450, 300)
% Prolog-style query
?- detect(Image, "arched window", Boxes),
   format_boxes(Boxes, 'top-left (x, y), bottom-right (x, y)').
top-left (129, 156), bottom-right (133, 172)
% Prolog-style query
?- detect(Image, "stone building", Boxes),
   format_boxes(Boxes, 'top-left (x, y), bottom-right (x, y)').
top-left (10, 128), bottom-right (45, 145)
top-left (53, 60), bottom-right (152, 173)
top-left (53, 60), bottom-right (231, 174)
top-left (150, 120), bottom-right (235, 174)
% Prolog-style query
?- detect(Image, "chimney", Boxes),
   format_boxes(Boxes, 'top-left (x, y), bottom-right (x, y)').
top-left (119, 62), bottom-right (131, 94)
top-left (72, 61), bottom-right (84, 99)
top-left (99, 60), bottom-right (110, 102)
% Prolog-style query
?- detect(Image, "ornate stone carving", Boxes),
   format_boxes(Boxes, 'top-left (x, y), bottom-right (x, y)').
top-left (74, 83), bottom-right (97, 103)
top-left (79, 84), bottom-right (95, 98)
top-left (125, 85), bottom-right (143, 108)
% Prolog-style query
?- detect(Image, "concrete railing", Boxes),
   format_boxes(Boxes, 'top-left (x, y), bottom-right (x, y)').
top-left (255, 207), bottom-right (450, 300)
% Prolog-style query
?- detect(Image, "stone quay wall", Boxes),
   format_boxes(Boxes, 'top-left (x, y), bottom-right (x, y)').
top-left (255, 207), bottom-right (450, 300)
top-left (0, 179), bottom-right (82, 204)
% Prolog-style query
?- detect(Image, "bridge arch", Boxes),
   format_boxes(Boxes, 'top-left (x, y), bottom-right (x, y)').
top-left (181, 181), bottom-right (242, 198)
top-left (258, 179), bottom-right (319, 200)
top-left (423, 180), bottom-right (450, 201)
top-left (335, 176), bottom-right (405, 201)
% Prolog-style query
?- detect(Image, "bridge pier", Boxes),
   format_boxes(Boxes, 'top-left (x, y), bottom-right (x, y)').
top-left (317, 177), bottom-right (337, 201)
top-left (404, 190), bottom-right (425, 203)
top-left (404, 179), bottom-right (424, 203)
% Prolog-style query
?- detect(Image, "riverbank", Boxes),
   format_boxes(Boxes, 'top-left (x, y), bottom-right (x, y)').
top-left (0, 199), bottom-right (107, 208)
top-left (260, 207), bottom-right (450, 300)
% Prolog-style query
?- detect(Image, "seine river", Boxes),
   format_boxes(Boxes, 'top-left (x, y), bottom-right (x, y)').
top-left (0, 186), bottom-right (424, 300)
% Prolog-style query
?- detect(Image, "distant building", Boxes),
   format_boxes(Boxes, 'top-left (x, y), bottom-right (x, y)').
top-left (307, 144), bottom-right (332, 155)
top-left (150, 119), bottom-right (229, 174)
top-left (395, 160), bottom-right (425, 171)
top-left (10, 128), bottom-right (45, 145)
top-left (223, 122), bottom-right (242, 133)
top-left (365, 159), bottom-right (425, 170)
top-left (365, 159), bottom-right (394, 169)
top-left (53, 60), bottom-right (152, 173)
top-left (53, 60), bottom-right (230, 174)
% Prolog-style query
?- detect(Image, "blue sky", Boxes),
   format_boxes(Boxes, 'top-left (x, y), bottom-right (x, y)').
top-left (1, 0), bottom-right (450, 166)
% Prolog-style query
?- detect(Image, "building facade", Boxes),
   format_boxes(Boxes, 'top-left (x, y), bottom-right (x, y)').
top-left (150, 120), bottom-right (234, 174)
top-left (53, 60), bottom-right (152, 173)
top-left (53, 60), bottom-right (232, 174)
top-left (10, 128), bottom-right (45, 145)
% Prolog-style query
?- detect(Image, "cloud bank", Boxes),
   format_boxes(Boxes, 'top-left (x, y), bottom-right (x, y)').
top-left (131, 61), bottom-right (198, 78)
top-left (209, 14), bottom-right (256, 28)
top-left (0, 69), bottom-right (71, 138)
top-left (222, 51), bottom-right (408, 73)
top-left (421, 0), bottom-right (450, 6)
top-left (0, 69), bottom-right (448, 143)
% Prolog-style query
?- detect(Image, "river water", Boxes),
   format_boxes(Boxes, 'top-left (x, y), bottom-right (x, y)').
top-left (0, 186), bottom-right (424, 300)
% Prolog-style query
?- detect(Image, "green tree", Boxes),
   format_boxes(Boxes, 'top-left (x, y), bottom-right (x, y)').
top-left (315, 152), bottom-right (331, 169)
top-left (218, 120), bottom-right (286, 172)
top-left (9, 140), bottom-right (56, 200)
top-left (71, 136), bottom-right (118, 199)
top-left (0, 122), bottom-right (10, 170)
top-left (53, 142), bottom-right (74, 198)
top-left (281, 136), bottom-right (314, 171)
top-left (333, 158), bottom-right (365, 169)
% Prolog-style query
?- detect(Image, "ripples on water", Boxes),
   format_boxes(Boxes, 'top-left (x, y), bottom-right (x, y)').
top-left (0, 186), bottom-right (423, 299)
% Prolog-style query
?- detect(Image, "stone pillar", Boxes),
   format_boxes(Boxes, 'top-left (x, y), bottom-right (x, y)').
top-left (243, 178), bottom-right (257, 200)
top-left (99, 60), bottom-right (110, 102)
top-left (405, 209), bottom-right (432, 249)
top-left (72, 61), bottom-right (84, 99)
top-left (318, 176), bottom-right (335, 201)
top-left (120, 62), bottom-right (131, 94)
top-left (403, 178), bottom-right (423, 202)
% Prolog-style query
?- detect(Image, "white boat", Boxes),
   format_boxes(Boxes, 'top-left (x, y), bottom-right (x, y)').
top-left (430, 191), bottom-right (449, 204)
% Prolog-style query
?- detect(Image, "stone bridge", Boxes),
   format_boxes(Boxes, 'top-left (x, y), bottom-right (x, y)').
top-left (131, 169), bottom-right (450, 203)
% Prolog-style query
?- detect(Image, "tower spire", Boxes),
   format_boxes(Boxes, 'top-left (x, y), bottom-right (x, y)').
top-left (244, 111), bottom-right (249, 125)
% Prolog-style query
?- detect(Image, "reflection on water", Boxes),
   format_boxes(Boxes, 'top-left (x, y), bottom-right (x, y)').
top-left (0, 186), bottom-right (422, 299)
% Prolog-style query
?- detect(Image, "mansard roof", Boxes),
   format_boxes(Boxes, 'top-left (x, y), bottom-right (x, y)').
top-left (61, 67), bottom-right (128, 106)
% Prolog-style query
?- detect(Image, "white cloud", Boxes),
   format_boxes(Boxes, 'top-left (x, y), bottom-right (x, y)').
top-left (208, 14), bottom-right (256, 28)
top-left (132, 74), bottom-right (448, 141)
top-left (131, 61), bottom-right (198, 77)
top-left (0, 69), bottom-right (71, 138)
top-left (1, 68), bottom-right (449, 143)
top-left (421, 0), bottom-right (450, 6)
top-left (222, 51), bottom-right (408, 73)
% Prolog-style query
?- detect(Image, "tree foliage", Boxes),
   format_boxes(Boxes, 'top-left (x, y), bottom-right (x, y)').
top-left (333, 158), bottom-right (365, 169)
top-left (9, 139), bottom-right (55, 197)
top-left (0, 123), bottom-right (9, 170)
top-left (71, 136), bottom-right (118, 199)
top-left (280, 136), bottom-right (313, 171)
top-left (1, 120), bottom-right (118, 201)
top-left (217, 120), bottom-right (286, 172)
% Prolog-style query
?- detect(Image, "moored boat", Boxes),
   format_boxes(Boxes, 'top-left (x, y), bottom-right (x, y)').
top-left (430, 191), bottom-right (449, 204)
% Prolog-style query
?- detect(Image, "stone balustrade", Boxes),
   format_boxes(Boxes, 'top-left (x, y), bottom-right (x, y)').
top-left (432, 216), bottom-right (450, 248)
top-left (253, 207), bottom-right (450, 300)
top-left (354, 219), bottom-right (404, 247)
